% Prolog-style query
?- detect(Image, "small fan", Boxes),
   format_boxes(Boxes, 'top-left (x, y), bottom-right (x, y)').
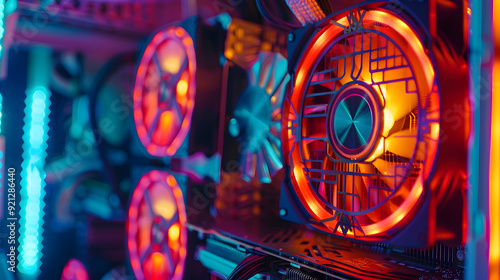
top-left (127, 170), bottom-right (187, 280)
top-left (282, 8), bottom-right (446, 243)
top-left (228, 51), bottom-right (290, 183)
top-left (134, 27), bottom-right (196, 157)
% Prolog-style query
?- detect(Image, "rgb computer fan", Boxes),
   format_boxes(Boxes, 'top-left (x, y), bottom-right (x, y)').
top-left (228, 51), bottom-right (290, 183)
top-left (223, 18), bottom-right (289, 184)
top-left (134, 26), bottom-right (196, 157)
top-left (281, 7), bottom-right (468, 247)
top-left (133, 17), bottom-right (225, 159)
top-left (126, 170), bottom-right (187, 280)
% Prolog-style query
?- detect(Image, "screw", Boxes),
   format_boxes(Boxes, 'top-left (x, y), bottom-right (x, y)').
top-left (279, 208), bottom-right (287, 217)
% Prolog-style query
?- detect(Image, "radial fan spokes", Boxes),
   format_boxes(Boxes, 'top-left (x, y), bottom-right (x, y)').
top-left (231, 51), bottom-right (289, 183)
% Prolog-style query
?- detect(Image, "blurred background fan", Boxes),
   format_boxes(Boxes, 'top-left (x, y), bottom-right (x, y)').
top-left (228, 51), bottom-right (289, 183)
top-left (126, 170), bottom-right (188, 280)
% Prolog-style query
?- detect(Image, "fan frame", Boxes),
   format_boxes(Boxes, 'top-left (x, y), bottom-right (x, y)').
top-left (126, 170), bottom-right (188, 280)
top-left (133, 26), bottom-right (197, 157)
top-left (281, 7), bottom-right (441, 241)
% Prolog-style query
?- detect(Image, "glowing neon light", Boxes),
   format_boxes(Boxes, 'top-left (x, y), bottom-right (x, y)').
top-left (61, 259), bottom-right (88, 280)
top-left (18, 66), bottom-right (51, 277)
top-left (0, 1), bottom-right (6, 61)
top-left (490, 0), bottom-right (500, 277)
top-left (0, 94), bottom-right (3, 219)
top-left (127, 170), bottom-right (187, 280)
top-left (284, 10), bottom-right (437, 239)
top-left (133, 27), bottom-right (196, 157)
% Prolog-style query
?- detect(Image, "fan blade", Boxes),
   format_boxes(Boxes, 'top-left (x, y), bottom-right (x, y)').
top-left (271, 74), bottom-right (290, 109)
top-left (143, 91), bottom-right (159, 131)
top-left (343, 172), bottom-right (365, 212)
top-left (239, 150), bottom-right (255, 182)
top-left (248, 58), bottom-right (262, 86)
top-left (303, 104), bottom-right (328, 116)
top-left (265, 53), bottom-right (288, 95)
top-left (303, 132), bottom-right (327, 144)
top-left (157, 40), bottom-right (186, 75)
top-left (357, 162), bottom-right (375, 186)
top-left (383, 82), bottom-right (417, 119)
top-left (145, 63), bottom-right (160, 91)
top-left (372, 159), bottom-right (405, 190)
top-left (151, 111), bottom-right (179, 146)
top-left (262, 140), bottom-right (283, 175)
top-left (258, 52), bottom-right (277, 89)
top-left (385, 129), bottom-right (417, 159)
top-left (356, 162), bottom-right (393, 216)
top-left (318, 182), bottom-right (327, 201)
top-left (348, 34), bottom-right (417, 134)
top-left (255, 151), bottom-right (271, 183)
top-left (149, 184), bottom-right (177, 221)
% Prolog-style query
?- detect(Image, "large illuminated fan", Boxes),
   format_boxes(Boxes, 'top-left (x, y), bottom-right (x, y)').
top-left (228, 51), bottom-right (290, 183)
top-left (282, 8), bottom-right (468, 246)
top-left (127, 170), bottom-right (187, 280)
top-left (134, 27), bottom-right (196, 157)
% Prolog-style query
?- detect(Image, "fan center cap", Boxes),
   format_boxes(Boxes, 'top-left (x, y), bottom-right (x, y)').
top-left (329, 83), bottom-right (381, 160)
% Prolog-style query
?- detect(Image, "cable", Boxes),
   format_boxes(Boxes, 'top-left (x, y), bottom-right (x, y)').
top-left (227, 254), bottom-right (269, 280)
top-left (255, 0), bottom-right (302, 30)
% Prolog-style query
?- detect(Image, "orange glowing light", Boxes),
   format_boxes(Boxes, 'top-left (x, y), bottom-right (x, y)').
top-left (151, 252), bottom-right (165, 280)
top-left (284, 9), bottom-right (435, 240)
top-left (167, 175), bottom-right (177, 187)
top-left (490, 0), bottom-right (500, 277)
top-left (133, 27), bottom-right (196, 157)
top-left (168, 224), bottom-right (180, 242)
top-left (176, 79), bottom-right (188, 103)
top-left (382, 108), bottom-right (394, 136)
top-left (365, 11), bottom-right (434, 93)
top-left (175, 27), bottom-right (185, 37)
top-left (364, 178), bottom-right (423, 235)
top-left (127, 171), bottom-right (187, 280)
top-left (152, 111), bottom-right (174, 146)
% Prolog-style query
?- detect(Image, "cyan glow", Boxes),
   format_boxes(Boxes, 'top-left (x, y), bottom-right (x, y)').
top-left (0, 1), bottom-right (5, 62)
top-left (18, 86), bottom-right (51, 277)
top-left (0, 94), bottom-right (3, 220)
top-left (5, 0), bottom-right (17, 15)
top-left (0, 94), bottom-right (3, 135)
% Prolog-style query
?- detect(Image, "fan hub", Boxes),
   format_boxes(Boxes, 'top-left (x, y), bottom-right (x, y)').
top-left (329, 83), bottom-right (380, 160)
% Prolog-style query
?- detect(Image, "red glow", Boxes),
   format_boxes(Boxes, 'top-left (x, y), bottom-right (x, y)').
top-left (133, 27), bottom-right (196, 157)
top-left (490, 0), bottom-right (500, 277)
top-left (61, 259), bottom-right (88, 280)
top-left (284, 9), bottom-right (437, 239)
top-left (127, 170), bottom-right (187, 280)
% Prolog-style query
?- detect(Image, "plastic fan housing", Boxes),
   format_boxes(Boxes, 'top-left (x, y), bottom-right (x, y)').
top-left (282, 8), bottom-right (468, 246)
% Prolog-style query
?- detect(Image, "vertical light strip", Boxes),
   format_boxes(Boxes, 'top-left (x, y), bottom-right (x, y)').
top-left (490, 0), bottom-right (500, 277)
top-left (18, 48), bottom-right (51, 278)
top-left (0, 94), bottom-right (4, 220)
top-left (0, 0), bottom-right (7, 61)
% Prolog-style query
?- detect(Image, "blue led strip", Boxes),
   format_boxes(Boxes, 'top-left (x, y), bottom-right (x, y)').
top-left (0, 1), bottom-right (6, 60)
top-left (0, 94), bottom-right (4, 220)
top-left (18, 49), bottom-right (52, 277)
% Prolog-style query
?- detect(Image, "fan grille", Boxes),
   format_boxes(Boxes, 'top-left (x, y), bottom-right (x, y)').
top-left (134, 27), bottom-right (196, 157)
top-left (283, 9), bottom-right (440, 239)
top-left (127, 170), bottom-right (187, 280)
